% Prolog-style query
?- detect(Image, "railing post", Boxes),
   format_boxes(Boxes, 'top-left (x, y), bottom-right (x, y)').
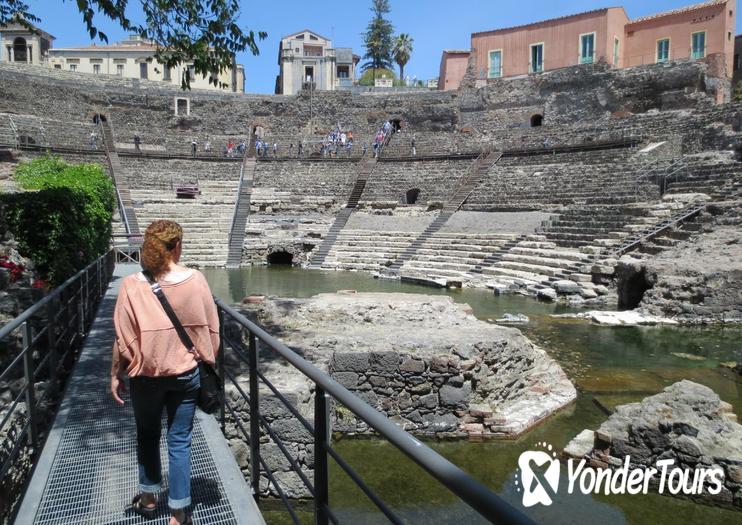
top-left (22, 321), bottom-right (39, 450)
top-left (217, 307), bottom-right (226, 434)
top-left (46, 296), bottom-right (58, 396)
top-left (314, 386), bottom-right (330, 525)
top-left (248, 332), bottom-right (261, 501)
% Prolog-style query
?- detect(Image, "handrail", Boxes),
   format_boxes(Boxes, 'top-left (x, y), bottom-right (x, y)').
top-left (0, 250), bottom-right (114, 342)
top-left (228, 153), bottom-right (248, 240)
top-left (0, 250), bottom-right (116, 503)
top-left (113, 184), bottom-right (132, 236)
top-left (214, 298), bottom-right (537, 525)
top-left (8, 116), bottom-right (19, 149)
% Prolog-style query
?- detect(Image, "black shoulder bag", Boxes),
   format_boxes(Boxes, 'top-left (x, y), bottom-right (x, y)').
top-left (142, 271), bottom-right (222, 414)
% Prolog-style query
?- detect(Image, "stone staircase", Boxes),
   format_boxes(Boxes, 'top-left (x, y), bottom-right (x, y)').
top-left (481, 235), bottom-right (601, 299)
top-left (100, 117), bottom-right (140, 236)
top-left (225, 153), bottom-right (256, 268)
top-left (307, 156), bottom-right (378, 269)
top-left (386, 151), bottom-right (502, 274)
top-left (320, 229), bottom-right (418, 272)
top-left (397, 232), bottom-right (520, 285)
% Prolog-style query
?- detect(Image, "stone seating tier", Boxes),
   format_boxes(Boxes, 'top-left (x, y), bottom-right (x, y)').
top-left (122, 157), bottom-right (242, 190)
top-left (253, 160), bottom-right (356, 200)
top-left (0, 112), bottom-right (98, 151)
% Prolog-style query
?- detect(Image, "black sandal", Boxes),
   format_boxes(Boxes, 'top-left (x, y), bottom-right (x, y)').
top-left (131, 494), bottom-right (157, 519)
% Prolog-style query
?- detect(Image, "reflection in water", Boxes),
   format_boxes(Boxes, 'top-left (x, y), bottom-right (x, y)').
top-left (203, 267), bottom-right (742, 525)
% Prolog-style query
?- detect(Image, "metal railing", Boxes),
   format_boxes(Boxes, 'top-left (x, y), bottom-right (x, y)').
top-left (0, 250), bottom-right (116, 486)
top-left (214, 299), bottom-right (536, 525)
top-left (8, 116), bottom-right (19, 149)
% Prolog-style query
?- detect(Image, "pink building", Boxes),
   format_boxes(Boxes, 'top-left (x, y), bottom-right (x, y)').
top-left (438, 50), bottom-right (470, 91)
top-left (439, 0), bottom-right (736, 90)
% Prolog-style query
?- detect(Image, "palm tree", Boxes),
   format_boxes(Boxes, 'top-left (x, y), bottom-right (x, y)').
top-left (393, 33), bottom-right (414, 82)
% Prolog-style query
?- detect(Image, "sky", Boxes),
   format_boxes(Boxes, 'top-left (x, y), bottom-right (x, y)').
top-left (22, 0), bottom-right (742, 94)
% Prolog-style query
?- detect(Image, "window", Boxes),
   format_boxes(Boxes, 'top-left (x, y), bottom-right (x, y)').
top-left (337, 65), bottom-right (349, 78)
top-left (691, 31), bottom-right (706, 59)
top-left (117, 64), bottom-right (124, 76)
top-left (305, 66), bottom-right (314, 82)
top-left (53, 64), bottom-right (61, 69)
top-left (530, 43), bottom-right (544, 73)
top-left (580, 33), bottom-right (595, 64)
top-left (93, 64), bottom-right (100, 74)
top-left (488, 49), bottom-right (502, 78)
top-left (69, 64), bottom-right (77, 71)
top-left (140, 62), bottom-right (148, 79)
top-left (656, 38), bottom-right (670, 63)
top-left (163, 67), bottom-right (171, 81)
top-left (613, 37), bottom-right (620, 66)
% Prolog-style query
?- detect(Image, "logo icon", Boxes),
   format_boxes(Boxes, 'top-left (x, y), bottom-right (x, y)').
top-left (515, 442), bottom-right (560, 507)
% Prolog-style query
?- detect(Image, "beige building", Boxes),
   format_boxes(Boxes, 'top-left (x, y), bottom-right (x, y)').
top-left (47, 35), bottom-right (245, 92)
top-left (276, 29), bottom-right (358, 95)
top-left (0, 24), bottom-right (245, 92)
top-left (0, 22), bottom-right (55, 64)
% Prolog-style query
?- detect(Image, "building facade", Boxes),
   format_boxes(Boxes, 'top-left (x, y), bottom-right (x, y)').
top-left (438, 50), bottom-right (470, 91)
top-left (0, 22), bottom-right (54, 65)
top-left (439, 0), bottom-right (736, 90)
top-left (0, 27), bottom-right (245, 92)
top-left (276, 29), bottom-right (358, 95)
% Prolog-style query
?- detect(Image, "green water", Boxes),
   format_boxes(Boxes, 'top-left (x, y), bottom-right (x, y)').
top-left (202, 266), bottom-right (742, 525)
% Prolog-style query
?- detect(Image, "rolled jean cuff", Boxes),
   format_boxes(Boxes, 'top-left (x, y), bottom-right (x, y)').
top-left (168, 495), bottom-right (191, 510)
top-left (139, 482), bottom-right (162, 493)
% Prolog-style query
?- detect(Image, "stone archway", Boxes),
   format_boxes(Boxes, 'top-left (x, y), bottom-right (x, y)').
top-left (267, 249), bottom-right (294, 265)
top-left (92, 114), bottom-right (107, 124)
top-left (13, 37), bottom-right (28, 62)
top-left (405, 188), bottom-right (421, 204)
top-left (530, 114), bottom-right (543, 127)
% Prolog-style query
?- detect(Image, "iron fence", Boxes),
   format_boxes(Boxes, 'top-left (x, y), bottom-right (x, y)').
top-left (214, 299), bottom-right (537, 525)
top-left (0, 250), bottom-right (116, 484)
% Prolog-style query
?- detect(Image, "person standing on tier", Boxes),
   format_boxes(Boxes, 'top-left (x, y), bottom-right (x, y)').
top-left (411, 136), bottom-right (416, 156)
top-left (134, 135), bottom-right (141, 154)
top-left (111, 220), bottom-right (219, 525)
top-left (204, 138), bottom-right (211, 153)
top-left (298, 142), bottom-right (304, 158)
top-left (90, 131), bottom-right (98, 150)
top-left (190, 138), bottom-right (197, 158)
top-left (273, 142), bottom-right (278, 156)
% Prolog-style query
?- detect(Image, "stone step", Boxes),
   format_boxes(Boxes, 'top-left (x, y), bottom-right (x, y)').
top-left (495, 260), bottom-right (563, 277)
top-left (509, 247), bottom-right (590, 262)
top-left (500, 253), bottom-right (576, 270)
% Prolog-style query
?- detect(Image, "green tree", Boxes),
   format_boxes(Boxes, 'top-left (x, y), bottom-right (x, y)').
top-left (362, 0), bottom-right (394, 81)
top-left (393, 33), bottom-right (413, 81)
top-left (0, 0), bottom-right (266, 89)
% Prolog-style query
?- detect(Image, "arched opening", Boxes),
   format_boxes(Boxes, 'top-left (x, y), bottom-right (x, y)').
top-left (13, 37), bottom-right (27, 62)
top-left (92, 114), bottom-right (107, 124)
top-left (530, 114), bottom-right (543, 127)
top-left (267, 250), bottom-right (293, 265)
top-left (391, 119), bottom-right (402, 133)
top-left (405, 188), bottom-right (421, 205)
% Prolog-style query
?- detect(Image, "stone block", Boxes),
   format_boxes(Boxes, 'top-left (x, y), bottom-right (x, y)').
top-left (439, 384), bottom-right (471, 408)
top-left (400, 358), bottom-right (426, 373)
top-left (430, 355), bottom-right (449, 373)
top-left (468, 404), bottom-right (493, 418)
top-left (423, 413), bottom-right (458, 432)
top-left (370, 352), bottom-right (399, 373)
top-left (331, 352), bottom-right (369, 372)
top-left (417, 393), bottom-right (438, 410)
top-left (333, 372), bottom-right (360, 389)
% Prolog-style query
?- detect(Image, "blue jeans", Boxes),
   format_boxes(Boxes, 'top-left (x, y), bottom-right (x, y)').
top-left (130, 367), bottom-right (200, 510)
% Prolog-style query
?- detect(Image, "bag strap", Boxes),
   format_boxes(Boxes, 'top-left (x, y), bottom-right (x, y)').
top-left (142, 270), bottom-right (199, 359)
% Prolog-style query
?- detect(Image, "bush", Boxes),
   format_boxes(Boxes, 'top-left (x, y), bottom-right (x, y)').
top-left (0, 156), bottom-right (115, 285)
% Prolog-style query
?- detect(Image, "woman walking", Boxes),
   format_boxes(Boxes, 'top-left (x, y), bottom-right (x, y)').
top-left (110, 220), bottom-right (220, 524)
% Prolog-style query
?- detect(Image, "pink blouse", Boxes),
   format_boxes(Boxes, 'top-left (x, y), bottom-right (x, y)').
top-left (111, 270), bottom-right (220, 377)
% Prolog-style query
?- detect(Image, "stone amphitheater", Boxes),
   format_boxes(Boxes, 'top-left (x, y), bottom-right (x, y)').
top-left (0, 56), bottom-right (739, 322)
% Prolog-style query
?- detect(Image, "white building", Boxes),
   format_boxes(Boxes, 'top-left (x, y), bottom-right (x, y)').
top-left (0, 25), bottom-right (245, 92)
top-left (276, 29), bottom-right (358, 95)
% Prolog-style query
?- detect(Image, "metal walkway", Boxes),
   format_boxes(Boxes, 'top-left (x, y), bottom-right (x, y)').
top-left (15, 264), bottom-right (264, 525)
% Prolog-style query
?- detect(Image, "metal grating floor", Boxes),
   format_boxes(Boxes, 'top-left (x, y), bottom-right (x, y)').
top-left (16, 264), bottom-right (263, 525)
